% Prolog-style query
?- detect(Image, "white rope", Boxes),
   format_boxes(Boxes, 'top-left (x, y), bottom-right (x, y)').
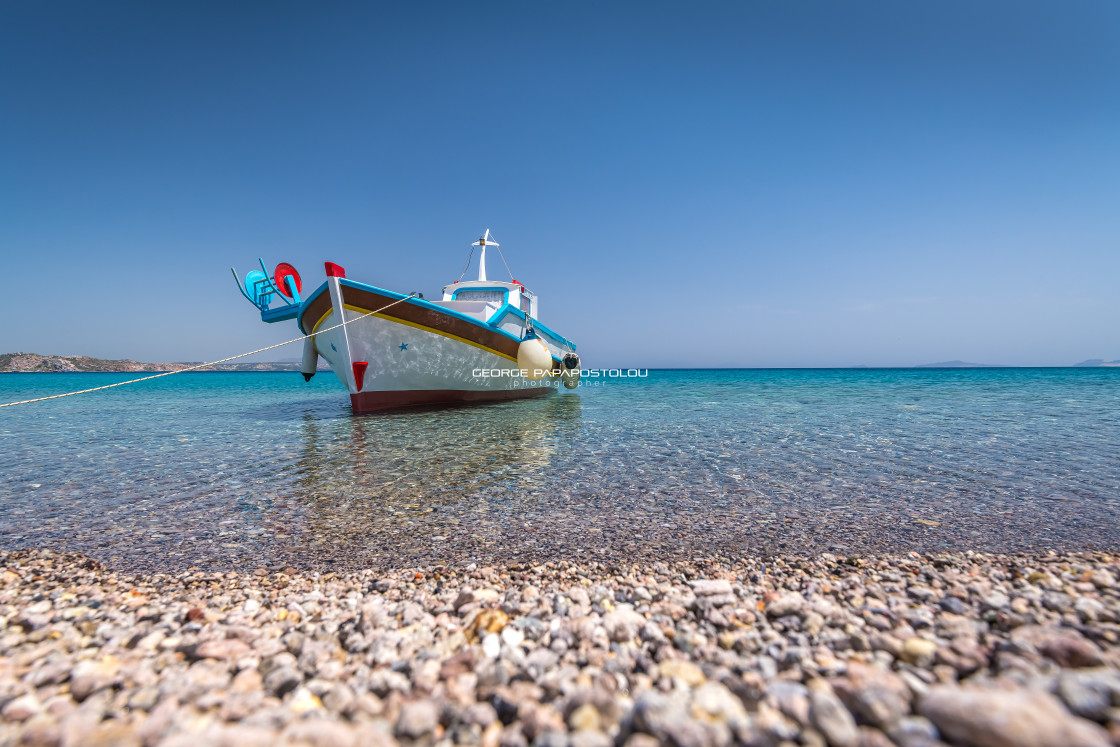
top-left (0, 293), bottom-right (417, 409)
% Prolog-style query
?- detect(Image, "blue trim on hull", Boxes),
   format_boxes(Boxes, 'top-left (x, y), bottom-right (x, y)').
top-left (488, 305), bottom-right (576, 351)
top-left (291, 278), bottom-right (576, 352)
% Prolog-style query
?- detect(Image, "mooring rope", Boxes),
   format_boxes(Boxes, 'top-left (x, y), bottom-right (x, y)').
top-left (0, 293), bottom-right (417, 409)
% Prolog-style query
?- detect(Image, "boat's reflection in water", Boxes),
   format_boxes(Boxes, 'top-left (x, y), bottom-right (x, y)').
top-left (280, 391), bottom-right (584, 564)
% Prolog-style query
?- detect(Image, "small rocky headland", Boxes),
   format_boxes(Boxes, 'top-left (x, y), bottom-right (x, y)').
top-left (0, 353), bottom-right (326, 373)
top-left (2, 549), bottom-right (1120, 747)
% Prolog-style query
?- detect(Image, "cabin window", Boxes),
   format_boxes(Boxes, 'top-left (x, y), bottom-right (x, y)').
top-left (454, 290), bottom-right (506, 304)
top-left (520, 294), bottom-right (532, 314)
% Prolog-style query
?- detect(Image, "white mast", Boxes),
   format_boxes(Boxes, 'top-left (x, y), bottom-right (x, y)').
top-left (472, 229), bottom-right (497, 282)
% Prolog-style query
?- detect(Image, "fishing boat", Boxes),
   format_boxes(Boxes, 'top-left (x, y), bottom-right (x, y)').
top-left (233, 230), bottom-right (580, 412)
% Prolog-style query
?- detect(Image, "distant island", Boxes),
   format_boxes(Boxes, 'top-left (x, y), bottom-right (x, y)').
top-left (0, 352), bottom-right (329, 373)
top-left (913, 360), bottom-right (1006, 368)
top-left (914, 360), bottom-right (1120, 368)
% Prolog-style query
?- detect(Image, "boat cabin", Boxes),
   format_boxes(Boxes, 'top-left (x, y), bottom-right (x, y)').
top-left (434, 279), bottom-right (538, 323)
top-left (428, 230), bottom-right (540, 327)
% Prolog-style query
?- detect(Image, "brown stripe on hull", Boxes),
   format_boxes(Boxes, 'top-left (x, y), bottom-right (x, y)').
top-left (350, 387), bottom-right (552, 412)
top-left (300, 284), bottom-right (520, 359)
top-left (300, 290), bottom-right (331, 335)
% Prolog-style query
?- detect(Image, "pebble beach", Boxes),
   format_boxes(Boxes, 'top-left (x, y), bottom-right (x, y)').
top-left (4, 367), bottom-right (1120, 745)
top-left (3, 548), bottom-right (1120, 746)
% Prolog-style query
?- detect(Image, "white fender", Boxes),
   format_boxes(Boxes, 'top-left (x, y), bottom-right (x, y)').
top-left (517, 336), bottom-right (552, 380)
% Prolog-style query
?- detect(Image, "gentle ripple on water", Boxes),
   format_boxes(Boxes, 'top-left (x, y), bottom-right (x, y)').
top-left (0, 368), bottom-right (1118, 572)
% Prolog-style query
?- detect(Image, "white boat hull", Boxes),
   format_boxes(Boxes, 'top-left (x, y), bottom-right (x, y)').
top-left (312, 306), bottom-right (558, 411)
top-left (295, 276), bottom-right (573, 412)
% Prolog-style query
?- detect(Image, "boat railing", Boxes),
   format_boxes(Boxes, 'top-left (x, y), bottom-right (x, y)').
top-left (231, 258), bottom-right (301, 322)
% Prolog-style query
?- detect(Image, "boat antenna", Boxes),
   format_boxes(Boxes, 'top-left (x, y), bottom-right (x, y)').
top-left (456, 229), bottom-right (515, 283)
top-left (472, 229), bottom-right (494, 281)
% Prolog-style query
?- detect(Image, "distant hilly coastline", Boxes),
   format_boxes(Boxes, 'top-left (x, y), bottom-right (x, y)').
top-left (914, 359), bottom-right (1120, 368)
top-left (913, 360), bottom-right (1006, 368)
top-left (0, 353), bottom-right (329, 373)
top-left (1073, 359), bottom-right (1120, 367)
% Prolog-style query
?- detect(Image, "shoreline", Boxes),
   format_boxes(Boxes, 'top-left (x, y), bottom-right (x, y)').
top-left (2, 549), bottom-right (1119, 745)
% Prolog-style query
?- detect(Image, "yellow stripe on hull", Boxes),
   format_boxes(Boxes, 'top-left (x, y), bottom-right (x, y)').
top-left (311, 305), bottom-right (519, 364)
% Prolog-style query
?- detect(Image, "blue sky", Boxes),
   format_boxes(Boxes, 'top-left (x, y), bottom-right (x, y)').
top-left (1, 1), bottom-right (1117, 367)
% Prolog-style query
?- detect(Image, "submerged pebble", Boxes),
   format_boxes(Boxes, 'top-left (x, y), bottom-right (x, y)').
top-left (2, 370), bottom-right (1120, 573)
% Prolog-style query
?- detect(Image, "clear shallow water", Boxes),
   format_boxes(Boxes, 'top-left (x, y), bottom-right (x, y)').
top-left (1, 368), bottom-right (1118, 572)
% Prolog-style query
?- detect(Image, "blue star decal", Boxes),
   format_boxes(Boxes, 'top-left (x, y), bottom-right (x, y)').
top-left (399, 342), bottom-right (408, 351)
top-left (330, 343), bottom-right (337, 352)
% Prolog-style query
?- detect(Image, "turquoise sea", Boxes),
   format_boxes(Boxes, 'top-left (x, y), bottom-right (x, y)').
top-left (1, 368), bottom-right (1118, 572)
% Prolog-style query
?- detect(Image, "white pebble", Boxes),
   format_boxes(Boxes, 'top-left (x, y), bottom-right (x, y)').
top-left (501, 626), bottom-right (525, 648)
top-left (482, 633), bottom-right (501, 659)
